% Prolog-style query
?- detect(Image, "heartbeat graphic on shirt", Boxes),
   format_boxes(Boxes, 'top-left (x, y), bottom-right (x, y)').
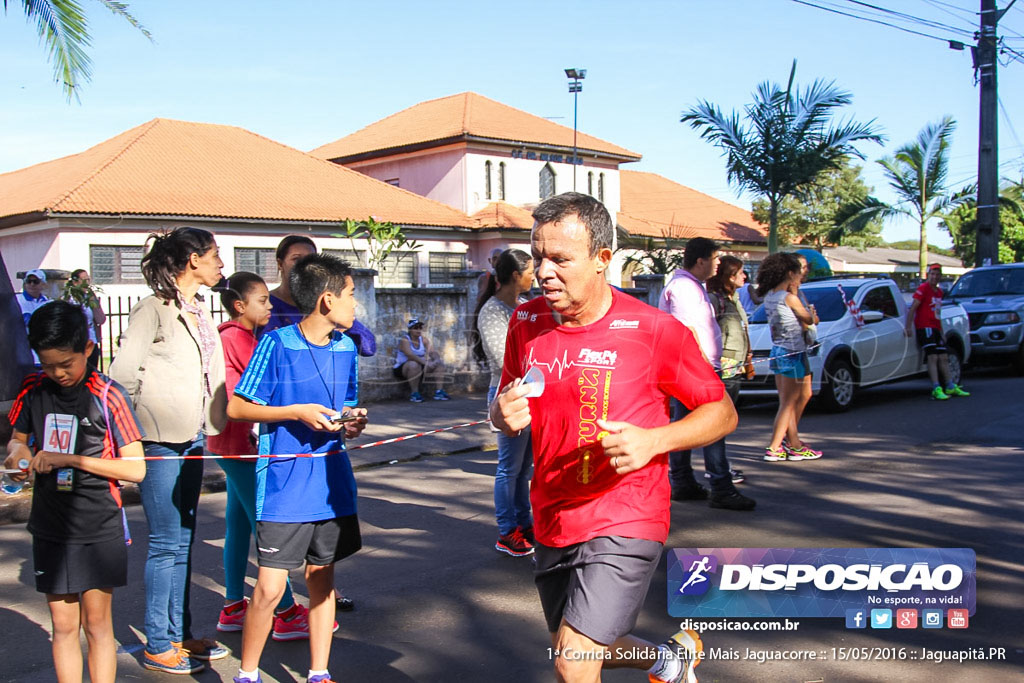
top-left (525, 347), bottom-right (618, 380)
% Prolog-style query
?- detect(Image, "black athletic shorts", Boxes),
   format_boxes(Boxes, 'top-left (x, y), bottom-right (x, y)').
top-left (916, 328), bottom-right (947, 356)
top-left (534, 535), bottom-right (663, 646)
top-left (256, 515), bottom-right (361, 570)
top-left (392, 366), bottom-right (405, 380)
top-left (32, 536), bottom-right (127, 595)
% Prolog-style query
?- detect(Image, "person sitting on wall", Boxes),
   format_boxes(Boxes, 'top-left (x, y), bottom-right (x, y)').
top-left (392, 318), bottom-right (449, 402)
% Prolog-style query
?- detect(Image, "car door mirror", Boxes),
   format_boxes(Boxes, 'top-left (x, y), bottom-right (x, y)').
top-left (861, 310), bottom-right (884, 323)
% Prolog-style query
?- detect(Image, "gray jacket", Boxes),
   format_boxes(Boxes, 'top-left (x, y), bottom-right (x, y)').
top-left (109, 295), bottom-right (227, 443)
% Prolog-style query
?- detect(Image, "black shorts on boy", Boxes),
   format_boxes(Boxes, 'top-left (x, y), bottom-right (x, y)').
top-left (256, 515), bottom-right (361, 570)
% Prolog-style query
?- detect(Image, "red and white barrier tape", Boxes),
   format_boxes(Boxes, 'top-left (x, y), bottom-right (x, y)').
top-left (116, 418), bottom-right (490, 461)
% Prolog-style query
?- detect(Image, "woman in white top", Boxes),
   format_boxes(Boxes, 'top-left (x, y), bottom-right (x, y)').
top-left (473, 249), bottom-right (536, 556)
top-left (756, 252), bottom-right (822, 463)
top-left (393, 319), bottom-right (448, 402)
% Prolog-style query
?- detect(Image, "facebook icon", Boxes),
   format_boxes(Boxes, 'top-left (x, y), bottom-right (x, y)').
top-left (845, 609), bottom-right (866, 629)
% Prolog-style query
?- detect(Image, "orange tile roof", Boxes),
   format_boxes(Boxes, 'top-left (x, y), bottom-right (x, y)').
top-left (470, 202), bottom-right (535, 230)
top-left (0, 118), bottom-right (474, 228)
top-left (310, 92), bottom-right (641, 162)
top-left (618, 170), bottom-right (767, 244)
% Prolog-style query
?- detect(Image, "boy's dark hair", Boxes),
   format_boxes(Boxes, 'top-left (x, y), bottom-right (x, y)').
top-left (28, 301), bottom-right (89, 353)
top-left (532, 192), bottom-right (614, 256)
top-left (214, 272), bottom-right (266, 318)
top-left (290, 253), bottom-right (352, 314)
top-left (276, 234), bottom-right (317, 263)
top-left (683, 237), bottom-right (718, 269)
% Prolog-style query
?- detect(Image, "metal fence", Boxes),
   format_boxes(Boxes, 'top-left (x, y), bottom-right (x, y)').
top-left (96, 295), bottom-right (230, 371)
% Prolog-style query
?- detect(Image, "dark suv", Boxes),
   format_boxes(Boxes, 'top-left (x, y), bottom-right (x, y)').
top-left (946, 263), bottom-right (1024, 374)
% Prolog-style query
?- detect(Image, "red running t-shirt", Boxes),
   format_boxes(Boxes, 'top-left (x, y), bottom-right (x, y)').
top-left (500, 288), bottom-right (724, 547)
top-left (913, 282), bottom-right (943, 330)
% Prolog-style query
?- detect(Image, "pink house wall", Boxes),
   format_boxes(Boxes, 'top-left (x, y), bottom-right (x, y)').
top-left (352, 149), bottom-right (467, 213)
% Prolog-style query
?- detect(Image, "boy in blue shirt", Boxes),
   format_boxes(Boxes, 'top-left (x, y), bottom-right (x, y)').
top-left (227, 254), bottom-right (368, 683)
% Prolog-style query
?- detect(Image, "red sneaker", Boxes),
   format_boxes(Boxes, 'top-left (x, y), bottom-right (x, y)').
top-left (217, 598), bottom-right (247, 632)
top-left (495, 528), bottom-right (534, 557)
top-left (272, 603), bottom-right (340, 641)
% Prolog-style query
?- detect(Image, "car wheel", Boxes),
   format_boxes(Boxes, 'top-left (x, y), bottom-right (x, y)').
top-left (819, 358), bottom-right (855, 412)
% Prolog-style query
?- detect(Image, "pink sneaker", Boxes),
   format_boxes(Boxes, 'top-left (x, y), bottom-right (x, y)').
top-left (783, 441), bottom-right (823, 460)
top-left (271, 603), bottom-right (340, 641)
top-left (217, 598), bottom-right (247, 632)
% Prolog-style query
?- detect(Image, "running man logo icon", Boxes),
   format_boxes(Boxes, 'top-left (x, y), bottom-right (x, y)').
top-left (677, 554), bottom-right (718, 596)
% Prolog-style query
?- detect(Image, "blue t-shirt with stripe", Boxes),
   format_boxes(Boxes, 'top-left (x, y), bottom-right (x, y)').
top-left (235, 324), bottom-right (359, 523)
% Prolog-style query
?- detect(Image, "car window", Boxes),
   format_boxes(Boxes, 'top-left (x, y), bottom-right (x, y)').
top-left (750, 285), bottom-right (862, 323)
top-left (861, 286), bottom-right (900, 318)
top-left (949, 268), bottom-right (1024, 297)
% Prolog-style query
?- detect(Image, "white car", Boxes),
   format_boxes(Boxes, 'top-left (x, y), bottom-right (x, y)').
top-left (741, 277), bottom-right (971, 411)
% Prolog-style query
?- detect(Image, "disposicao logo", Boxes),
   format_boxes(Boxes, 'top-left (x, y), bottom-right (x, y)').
top-left (667, 548), bottom-right (976, 619)
top-left (676, 555), bottom-right (718, 596)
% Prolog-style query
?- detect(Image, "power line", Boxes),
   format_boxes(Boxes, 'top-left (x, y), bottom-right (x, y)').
top-left (788, 0), bottom-right (967, 42)
top-left (842, 0), bottom-right (976, 35)
top-left (922, 0), bottom-right (977, 18)
top-left (920, 0), bottom-right (981, 30)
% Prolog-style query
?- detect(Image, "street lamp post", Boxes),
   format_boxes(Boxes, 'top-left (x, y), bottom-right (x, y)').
top-left (565, 68), bottom-right (586, 192)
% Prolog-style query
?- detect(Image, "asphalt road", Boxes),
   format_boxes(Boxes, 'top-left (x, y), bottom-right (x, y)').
top-left (0, 369), bottom-right (1020, 682)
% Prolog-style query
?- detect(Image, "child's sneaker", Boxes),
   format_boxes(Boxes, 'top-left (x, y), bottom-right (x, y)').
top-left (946, 384), bottom-right (970, 397)
top-left (307, 675), bottom-right (336, 683)
top-left (432, 389), bottom-right (451, 401)
top-left (271, 603), bottom-right (339, 641)
top-left (783, 442), bottom-right (823, 460)
top-left (763, 446), bottom-right (787, 461)
top-left (409, 391), bottom-right (424, 403)
top-left (143, 646), bottom-right (204, 674)
top-left (495, 528), bottom-right (534, 556)
top-left (234, 675), bottom-right (262, 683)
top-left (931, 386), bottom-right (950, 400)
top-left (174, 638), bottom-right (228, 661)
top-left (648, 628), bottom-right (702, 682)
top-left (272, 603), bottom-right (310, 641)
top-left (217, 598), bottom-right (247, 632)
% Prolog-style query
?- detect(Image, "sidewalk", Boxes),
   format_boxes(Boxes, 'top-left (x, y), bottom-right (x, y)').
top-left (0, 393), bottom-right (493, 525)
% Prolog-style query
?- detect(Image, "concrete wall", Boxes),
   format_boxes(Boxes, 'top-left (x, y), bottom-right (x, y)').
top-left (359, 270), bottom-right (488, 402)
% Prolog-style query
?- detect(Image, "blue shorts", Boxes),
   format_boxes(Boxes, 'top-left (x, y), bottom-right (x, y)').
top-left (770, 346), bottom-right (811, 379)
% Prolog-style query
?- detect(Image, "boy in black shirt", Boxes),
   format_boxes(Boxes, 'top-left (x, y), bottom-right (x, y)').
top-left (5, 301), bottom-right (146, 683)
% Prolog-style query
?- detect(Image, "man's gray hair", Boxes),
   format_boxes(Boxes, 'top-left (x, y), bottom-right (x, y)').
top-left (532, 192), bottom-right (614, 256)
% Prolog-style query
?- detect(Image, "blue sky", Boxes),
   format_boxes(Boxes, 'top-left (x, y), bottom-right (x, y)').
top-left (3, 0), bottom-right (1024, 248)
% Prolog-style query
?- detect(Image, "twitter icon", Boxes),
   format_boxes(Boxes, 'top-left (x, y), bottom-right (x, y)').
top-left (870, 609), bottom-right (892, 629)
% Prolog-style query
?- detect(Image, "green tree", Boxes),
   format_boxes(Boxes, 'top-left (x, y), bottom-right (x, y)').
top-left (841, 117), bottom-right (971, 277)
top-left (940, 182), bottom-right (1024, 264)
top-left (681, 60), bottom-right (883, 254)
top-left (751, 158), bottom-right (883, 249)
top-left (5, 0), bottom-right (150, 101)
top-left (336, 217), bottom-right (422, 279)
top-left (620, 232), bottom-right (688, 275)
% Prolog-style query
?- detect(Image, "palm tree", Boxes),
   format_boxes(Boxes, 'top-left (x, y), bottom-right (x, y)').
top-left (5, 0), bottom-right (150, 101)
top-left (681, 60), bottom-right (884, 253)
top-left (843, 117), bottom-right (971, 277)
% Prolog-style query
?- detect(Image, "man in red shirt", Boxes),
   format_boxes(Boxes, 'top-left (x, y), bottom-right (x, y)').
top-left (491, 192), bottom-right (736, 683)
top-left (905, 263), bottom-right (969, 400)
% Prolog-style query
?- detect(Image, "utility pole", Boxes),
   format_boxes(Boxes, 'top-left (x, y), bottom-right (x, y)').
top-left (975, 0), bottom-right (1001, 267)
top-left (565, 68), bottom-right (586, 192)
